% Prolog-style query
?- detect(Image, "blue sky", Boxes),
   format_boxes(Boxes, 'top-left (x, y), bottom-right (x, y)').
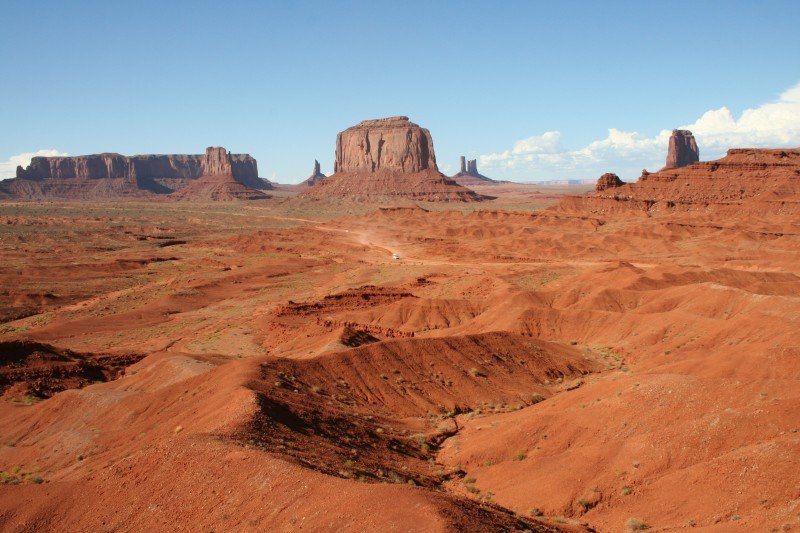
top-left (2, 0), bottom-right (799, 182)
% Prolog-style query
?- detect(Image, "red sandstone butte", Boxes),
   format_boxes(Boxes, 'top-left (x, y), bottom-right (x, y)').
top-left (303, 116), bottom-right (488, 202)
top-left (665, 129), bottom-right (699, 169)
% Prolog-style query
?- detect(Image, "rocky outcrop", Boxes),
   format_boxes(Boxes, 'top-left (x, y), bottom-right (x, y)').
top-left (556, 148), bottom-right (800, 215)
top-left (303, 116), bottom-right (488, 202)
top-left (4, 147), bottom-right (269, 200)
top-left (333, 116), bottom-right (437, 174)
top-left (595, 173), bottom-right (624, 191)
top-left (451, 156), bottom-right (498, 186)
top-left (665, 130), bottom-right (699, 169)
top-left (202, 146), bottom-right (232, 176)
top-left (300, 159), bottom-right (327, 187)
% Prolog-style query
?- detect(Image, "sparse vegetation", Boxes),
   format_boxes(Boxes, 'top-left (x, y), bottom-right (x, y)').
top-left (625, 517), bottom-right (649, 530)
top-left (0, 468), bottom-right (44, 485)
top-left (529, 393), bottom-right (546, 404)
top-left (577, 498), bottom-right (593, 512)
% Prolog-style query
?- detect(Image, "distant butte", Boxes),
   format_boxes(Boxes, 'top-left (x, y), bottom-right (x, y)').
top-left (334, 116), bottom-right (437, 174)
top-left (302, 116), bottom-right (489, 202)
top-left (451, 156), bottom-right (500, 186)
top-left (3, 147), bottom-right (271, 201)
top-left (299, 159), bottom-right (327, 187)
top-left (664, 129), bottom-right (699, 169)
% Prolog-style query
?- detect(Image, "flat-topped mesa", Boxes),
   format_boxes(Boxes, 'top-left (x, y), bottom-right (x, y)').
top-left (301, 116), bottom-right (488, 202)
top-left (16, 153), bottom-right (137, 182)
top-left (333, 116), bottom-right (437, 174)
top-left (6, 147), bottom-right (268, 200)
top-left (595, 172), bottom-right (624, 191)
top-left (15, 147), bottom-right (259, 184)
top-left (665, 129), bottom-right (699, 169)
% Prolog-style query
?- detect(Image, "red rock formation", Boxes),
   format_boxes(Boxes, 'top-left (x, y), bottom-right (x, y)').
top-left (202, 146), bottom-right (232, 176)
top-left (299, 160), bottom-right (327, 187)
top-left (172, 147), bottom-right (270, 201)
top-left (3, 147), bottom-right (269, 200)
top-left (304, 117), bottom-right (488, 202)
top-left (333, 116), bottom-right (437, 174)
top-left (170, 173), bottom-right (270, 201)
top-left (556, 147), bottom-right (800, 215)
top-left (595, 172), bottom-right (624, 191)
top-left (665, 129), bottom-right (699, 169)
top-left (451, 156), bottom-right (498, 186)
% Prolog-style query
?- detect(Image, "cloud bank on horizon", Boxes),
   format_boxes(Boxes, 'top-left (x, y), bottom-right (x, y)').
top-left (0, 149), bottom-right (69, 180)
top-left (480, 81), bottom-right (800, 182)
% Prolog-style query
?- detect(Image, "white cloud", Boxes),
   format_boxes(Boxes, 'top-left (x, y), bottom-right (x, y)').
top-left (480, 81), bottom-right (800, 181)
top-left (512, 131), bottom-right (562, 154)
top-left (0, 149), bottom-right (69, 180)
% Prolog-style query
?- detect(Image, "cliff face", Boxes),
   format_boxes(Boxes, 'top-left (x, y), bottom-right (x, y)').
top-left (5, 147), bottom-right (267, 199)
top-left (303, 116), bottom-right (487, 202)
top-left (334, 116), bottom-right (437, 174)
top-left (16, 148), bottom-right (259, 183)
top-left (665, 130), bottom-right (699, 169)
top-left (556, 148), bottom-right (800, 215)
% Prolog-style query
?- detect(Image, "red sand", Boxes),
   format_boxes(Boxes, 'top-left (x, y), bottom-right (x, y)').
top-left (1, 160), bottom-right (798, 531)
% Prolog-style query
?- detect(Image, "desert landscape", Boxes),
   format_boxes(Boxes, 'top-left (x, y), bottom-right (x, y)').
top-left (2, 3), bottom-right (799, 531)
top-left (1, 109), bottom-right (799, 533)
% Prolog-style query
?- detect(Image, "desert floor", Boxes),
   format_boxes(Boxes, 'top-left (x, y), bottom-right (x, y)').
top-left (1, 183), bottom-right (798, 532)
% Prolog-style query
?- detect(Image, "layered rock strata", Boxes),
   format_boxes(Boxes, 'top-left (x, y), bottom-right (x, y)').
top-left (304, 117), bottom-right (488, 202)
top-left (556, 148), bottom-right (800, 215)
top-left (3, 147), bottom-right (269, 200)
top-left (665, 129), bottom-right (699, 169)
